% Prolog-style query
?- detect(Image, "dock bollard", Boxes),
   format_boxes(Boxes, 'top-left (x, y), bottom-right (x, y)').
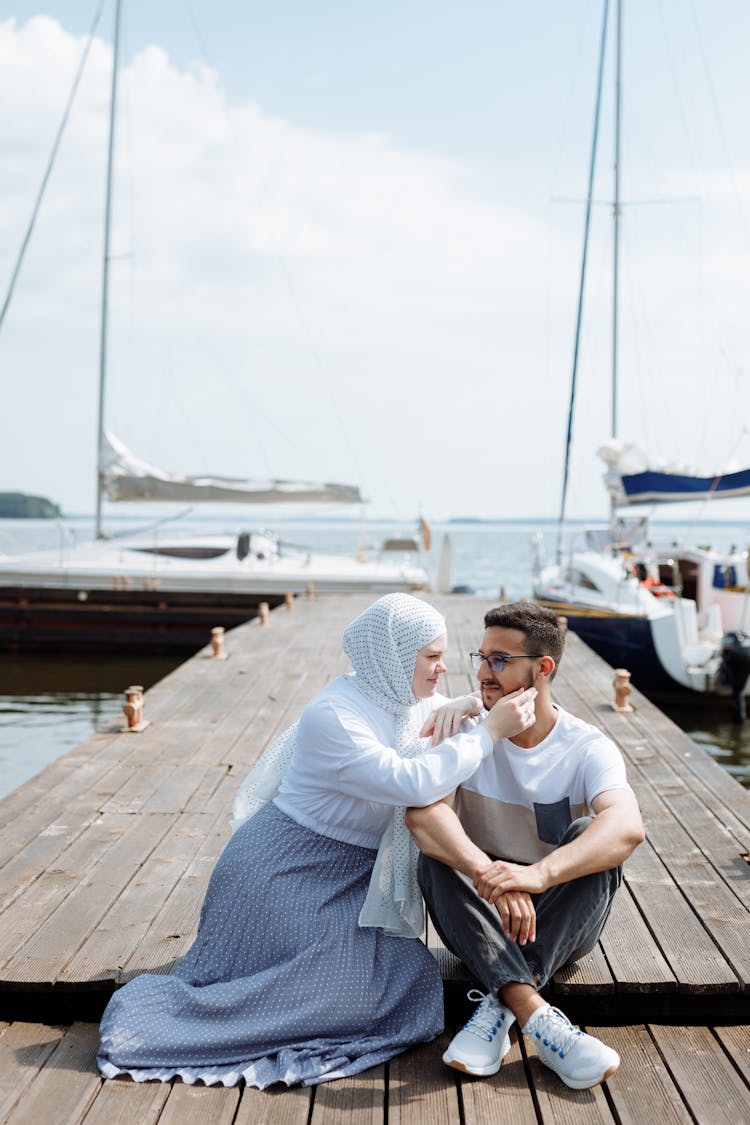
top-left (306, 583), bottom-right (315, 600)
top-left (612, 668), bottom-right (634, 713)
top-left (210, 626), bottom-right (227, 660)
top-left (284, 592), bottom-right (294, 611)
top-left (259, 602), bottom-right (270, 626)
top-left (122, 685), bottom-right (150, 732)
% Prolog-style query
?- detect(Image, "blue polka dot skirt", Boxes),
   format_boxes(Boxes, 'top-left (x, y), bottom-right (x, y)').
top-left (97, 803), bottom-right (444, 1087)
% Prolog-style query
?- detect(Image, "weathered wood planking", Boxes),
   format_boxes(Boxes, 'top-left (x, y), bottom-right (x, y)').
top-left (2, 1020), bottom-right (748, 1124)
top-left (0, 595), bottom-right (748, 1025)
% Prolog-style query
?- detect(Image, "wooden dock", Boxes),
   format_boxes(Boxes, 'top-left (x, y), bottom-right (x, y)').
top-left (1, 593), bottom-right (748, 1123)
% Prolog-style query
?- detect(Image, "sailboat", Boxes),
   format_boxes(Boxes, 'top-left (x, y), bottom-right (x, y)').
top-left (531, 0), bottom-right (750, 715)
top-left (0, 0), bottom-right (430, 651)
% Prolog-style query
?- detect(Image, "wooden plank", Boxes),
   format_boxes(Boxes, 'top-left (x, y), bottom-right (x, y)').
top-left (120, 814), bottom-right (227, 979)
top-left (2, 1022), bottom-right (101, 1124)
top-left (389, 1036), bottom-right (461, 1125)
top-left (310, 1065), bottom-right (385, 1125)
top-left (459, 1029), bottom-right (539, 1125)
top-left (551, 943), bottom-right (615, 994)
top-left (156, 1081), bottom-right (241, 1125)
top-left (233, 1084), bottom-right (312, 1125)
top-left (586, 1025), bottom-right (692, 1125)
top-left (650, 1024), bottom-right (750, 1123)
top-left (0, 814), bottom-right (135, 972)
top-left (596, 882), bottom-right (676, 990)
top-left (622, 837), bottom-right (738, 990)
top-left (0, 1022), bottom-right (65, 1121)
top-left (60, 812), bottom-right (218, 985)
top-left (2, 813), bottom-right (173, 985)
top-left (77, 1074), bottom-right (171, 1124)
top-left (713, 1025), bottom-right (750, 1084)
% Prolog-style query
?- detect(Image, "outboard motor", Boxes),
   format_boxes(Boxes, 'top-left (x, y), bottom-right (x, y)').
top-left (718, 631), bottom-right (750, 723)
top-left (236, 531), bottom-right (251, 561)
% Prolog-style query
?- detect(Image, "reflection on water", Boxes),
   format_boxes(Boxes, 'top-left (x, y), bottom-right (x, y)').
top-left (655, 696), bottom-right (750, 789)
top-left (0, 653), bottom-right (180, 799)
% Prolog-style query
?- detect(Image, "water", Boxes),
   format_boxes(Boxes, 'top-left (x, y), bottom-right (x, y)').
top-left (1, 514), bottom-right (749, 797)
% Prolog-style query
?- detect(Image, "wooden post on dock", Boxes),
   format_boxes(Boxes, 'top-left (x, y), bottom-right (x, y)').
top-left (210, 626), bottom-right (227, 660)
top-left (121, 685), bottom-right (149, 732)
top-left (258, 602), bottom-right (270, 626)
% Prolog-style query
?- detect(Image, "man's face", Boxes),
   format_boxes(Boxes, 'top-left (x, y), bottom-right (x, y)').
top-left (476, 626), bottom-right (538, 709)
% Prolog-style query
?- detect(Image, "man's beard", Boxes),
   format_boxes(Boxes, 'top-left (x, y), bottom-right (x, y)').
top-left (481, 666), bottom-right (535, 707)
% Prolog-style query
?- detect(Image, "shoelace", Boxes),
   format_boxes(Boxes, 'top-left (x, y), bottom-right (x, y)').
top-left (530, 1006), bottom-right (583, 1060)
top-left (461, 988), bottom-right (506, 1042)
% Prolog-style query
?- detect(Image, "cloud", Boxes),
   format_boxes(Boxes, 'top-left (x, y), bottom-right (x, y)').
top-left (2, 15), bottom-right (749, 522)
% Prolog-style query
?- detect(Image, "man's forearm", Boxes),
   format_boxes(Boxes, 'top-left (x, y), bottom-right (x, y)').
top-left (405, 801), bottom-right (490, 878)
top-left (537, 806), bottom-right (643, 887)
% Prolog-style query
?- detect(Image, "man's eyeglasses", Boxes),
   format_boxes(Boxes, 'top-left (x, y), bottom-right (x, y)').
top-left (468, 652), bottom-right (543, 674)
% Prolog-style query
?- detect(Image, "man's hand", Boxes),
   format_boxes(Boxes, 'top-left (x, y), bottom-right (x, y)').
top-left (474, 859), bottom-right (548, 900)
top-left (420, 695), bottom-right (481, 745)
top-left (489, 888), bottom-right (537, 945)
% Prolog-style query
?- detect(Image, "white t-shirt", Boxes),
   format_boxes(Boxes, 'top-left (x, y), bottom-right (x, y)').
top-left (274, 674), bottom-right (493, 848)
top-left (454, 704), bottom-right (631, 864)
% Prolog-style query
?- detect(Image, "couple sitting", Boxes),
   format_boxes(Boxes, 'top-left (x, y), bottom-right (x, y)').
top-left (98, 594), bottom-right (644, 1093)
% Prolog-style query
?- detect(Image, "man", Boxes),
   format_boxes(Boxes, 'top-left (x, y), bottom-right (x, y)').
top-left (406, 601), bottom-right (644, 1091)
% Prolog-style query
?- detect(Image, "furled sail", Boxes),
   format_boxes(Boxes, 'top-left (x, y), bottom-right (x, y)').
top-left (101, 433), bottom-right (363, 504)
top-left (598, 440), bottom-right (750, 506)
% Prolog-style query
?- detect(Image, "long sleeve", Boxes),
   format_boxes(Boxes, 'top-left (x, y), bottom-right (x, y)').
top-left (298, 697), bottom-right (491, 808)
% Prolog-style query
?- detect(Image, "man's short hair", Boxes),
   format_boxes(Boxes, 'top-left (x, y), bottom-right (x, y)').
top-left (484, 601), bottom-right (565, 670)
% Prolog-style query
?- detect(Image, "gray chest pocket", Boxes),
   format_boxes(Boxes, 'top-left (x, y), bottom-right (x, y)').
top-left (534, 797), bottom-right (572, 845)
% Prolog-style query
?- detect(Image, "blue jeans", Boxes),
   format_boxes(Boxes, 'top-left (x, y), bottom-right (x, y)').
top-left (417, 817), bottom-right (621, 994)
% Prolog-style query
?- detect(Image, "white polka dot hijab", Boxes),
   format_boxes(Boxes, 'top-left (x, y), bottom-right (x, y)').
top-left (231, 593), bottom-right (447, 939)
top-left (345, 594), bottom-right (447, 938)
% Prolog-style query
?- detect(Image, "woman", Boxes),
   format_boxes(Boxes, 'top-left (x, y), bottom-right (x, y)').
top-left (97, 593), bottom-right (535, 1088)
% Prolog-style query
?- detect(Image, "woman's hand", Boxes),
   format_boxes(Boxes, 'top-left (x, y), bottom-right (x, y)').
top-left (420, 694), bottom-right (482, 745)
top-left (482, 686), bottom-right (537, 743)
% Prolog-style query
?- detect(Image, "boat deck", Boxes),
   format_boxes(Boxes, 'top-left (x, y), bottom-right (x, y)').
top-left (0, 593), bottom-right (748, 1121)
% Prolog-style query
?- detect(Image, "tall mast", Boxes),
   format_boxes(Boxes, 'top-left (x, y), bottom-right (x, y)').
top-left (609, 0), bottom-right (622, 543)
top-left (95, 0), bottom-right (122, 540)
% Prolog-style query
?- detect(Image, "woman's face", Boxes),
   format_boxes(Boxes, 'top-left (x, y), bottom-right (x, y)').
top-left (411, 633), bottom-right (448, 698)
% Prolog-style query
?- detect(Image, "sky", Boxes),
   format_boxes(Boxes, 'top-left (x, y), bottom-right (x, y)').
top-left (2, 0), bottom-right (750, 523)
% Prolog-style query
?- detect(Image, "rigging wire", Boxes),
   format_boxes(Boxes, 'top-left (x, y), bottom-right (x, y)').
top-left (556, 0), bottom-right (610, 564)
top-left (0, 0), bottom-right (106, 336)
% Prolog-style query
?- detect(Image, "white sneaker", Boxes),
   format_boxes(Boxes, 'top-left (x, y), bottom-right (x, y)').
top-left (523, 1004), bottom-right (620, 1090)
top-left (442, 989), bottom-right (515, 1076)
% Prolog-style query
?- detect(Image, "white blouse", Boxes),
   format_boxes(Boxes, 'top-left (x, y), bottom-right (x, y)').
top-left (273, 673), bottom-right (490, 848)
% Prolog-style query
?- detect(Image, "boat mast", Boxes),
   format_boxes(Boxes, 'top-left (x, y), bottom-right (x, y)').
top-left (609, 0), bottom-right (622, 546)
top-left (556, 0), bottom-right (610, 564)
top-left (95, 0), bottom-right (122, 540)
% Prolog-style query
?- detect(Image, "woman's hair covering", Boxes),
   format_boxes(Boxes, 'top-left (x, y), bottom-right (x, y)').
top-left (342, 593), bottom-right (447, 709)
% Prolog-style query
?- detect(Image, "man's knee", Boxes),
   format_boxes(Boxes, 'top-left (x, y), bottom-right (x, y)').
top-left (559, 815), bottom-right (593, 844)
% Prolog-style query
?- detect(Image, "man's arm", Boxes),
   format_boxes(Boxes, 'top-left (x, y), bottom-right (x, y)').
top-left (474, 788), bottom-right (645, 902)
top-left (405, 798), bottom-right (537, 944)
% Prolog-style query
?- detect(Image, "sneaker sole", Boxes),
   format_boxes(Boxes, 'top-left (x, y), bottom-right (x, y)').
top-left (442, 1038), bottom-right (512, 1077)
top-left (556, 1058), bottom-right (620, 1091)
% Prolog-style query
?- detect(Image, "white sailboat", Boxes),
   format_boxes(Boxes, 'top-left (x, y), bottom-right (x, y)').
top-left (0, 0), bottom-right (430, 651)
top-left (531, 0), bottom-right (750, 715)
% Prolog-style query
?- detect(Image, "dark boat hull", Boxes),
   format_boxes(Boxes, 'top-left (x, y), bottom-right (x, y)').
top-left (535, 600), bottom-right (685, 694)
top-left (0, 586), bottom-right (288, 653)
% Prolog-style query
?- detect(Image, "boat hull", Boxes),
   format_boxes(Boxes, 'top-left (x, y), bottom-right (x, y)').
top-left (534, 599), bottom-right (691, 694)
top-left (0, 585), bottom-right (288, 652)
